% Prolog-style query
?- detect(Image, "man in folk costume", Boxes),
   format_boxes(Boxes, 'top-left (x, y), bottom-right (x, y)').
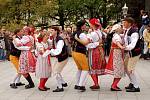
top-left (72, 20), bottom-right (90, 92)
top-left (123, 17), bottom-right (141, 92)
top-left (43, 26), bottom-right (68, 92)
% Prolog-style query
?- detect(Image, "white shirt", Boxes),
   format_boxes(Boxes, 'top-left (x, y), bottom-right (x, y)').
top-left (43, 39), bottom-right (64, 57)
top-left (50, 40), bottom-right (64, 56)
top-left (79, 32), bottom-right (99, 49)
top-left (112, 33), bottom-right (122, 44)
top-left (13, 38), bottom-right (30, 51)
top-left (89, 29), bottom-right (102, 42)
top-left (20, 35), bottom-right (30, 45)
top-left (124, 28), bottom-right (139, 50)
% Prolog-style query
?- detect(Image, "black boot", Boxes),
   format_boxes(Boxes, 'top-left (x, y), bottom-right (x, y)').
top-left (24, 74), bottom-right (35, 89)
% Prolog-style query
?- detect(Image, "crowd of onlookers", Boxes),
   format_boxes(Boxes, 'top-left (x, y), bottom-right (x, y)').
top-left (0, 28), bottom-right (13, 61)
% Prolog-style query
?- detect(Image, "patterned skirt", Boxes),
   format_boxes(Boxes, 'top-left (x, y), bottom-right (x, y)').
top-left (105, 49), bottom-right (125, 78)
top-left (19, 51), bottom-right (36, 74)
top-left (89, 47), bottom-right (106, 75)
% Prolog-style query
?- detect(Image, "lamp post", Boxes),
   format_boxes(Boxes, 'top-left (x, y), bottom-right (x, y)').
top-left (122, 3), bottom-right (128, 18)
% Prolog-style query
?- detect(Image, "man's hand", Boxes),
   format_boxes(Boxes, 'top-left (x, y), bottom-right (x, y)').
top-left (75, 34), bottom-right (78, 40)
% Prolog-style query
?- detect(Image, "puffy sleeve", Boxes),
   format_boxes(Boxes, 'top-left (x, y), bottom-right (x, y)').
top-left (13, 40), bottom-right (30, 50)
top-left (20, 36), bottom-right (30, 44)
top-left (50, 40), bottom-right (64, 56)
top-left (112, 34), bottom-right (122, 44)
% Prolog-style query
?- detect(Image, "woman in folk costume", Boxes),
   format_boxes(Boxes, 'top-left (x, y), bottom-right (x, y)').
top-left (75, 18), bottom-right (106, 90)
top-left (43, 26), bottom-right (68, 92)
top-left (105, 24), bottom-right (125, 91)
top-left (13, 26), bottom-right (36, 89)
top-left (88, 18), bottom-right (106, 90)
top-left (35, 32), bottom-right (52, 91)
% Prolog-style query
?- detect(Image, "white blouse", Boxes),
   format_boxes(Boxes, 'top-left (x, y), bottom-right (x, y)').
top-left (79, 32), bottom-right (99, 49)
top-left (112, 33), bottom-right (123, 44)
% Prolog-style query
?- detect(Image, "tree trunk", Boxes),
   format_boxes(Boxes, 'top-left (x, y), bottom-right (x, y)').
top-left (102, 0), bottom-right (107, 28)
top-left (58, 9), bottom-right (65, 30)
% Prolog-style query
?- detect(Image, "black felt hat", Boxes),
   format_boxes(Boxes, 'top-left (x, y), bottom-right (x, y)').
top-left (76, 20), bottom-right (86, 28)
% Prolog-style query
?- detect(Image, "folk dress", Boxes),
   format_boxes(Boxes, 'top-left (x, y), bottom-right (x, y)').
top-left (18, 35), bottom-right (36, 74)
top-left (105, 33), bottom-right (125, 78)
top-left (35, 42), bottom-right (52, 78)
top-left (87, 29), bottom-right (106, 75)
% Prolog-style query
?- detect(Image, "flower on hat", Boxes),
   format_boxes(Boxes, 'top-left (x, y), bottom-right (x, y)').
top-left (89, 18), bottom-right (101, 27)
top-left (110, 24), bottom-right (121, 33)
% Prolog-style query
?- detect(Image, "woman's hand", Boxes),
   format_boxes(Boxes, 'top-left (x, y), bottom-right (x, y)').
top-left (120, 46), bottom-right (125, 49)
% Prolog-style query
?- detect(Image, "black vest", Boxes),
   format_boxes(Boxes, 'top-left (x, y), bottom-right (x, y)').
top-left (10, 36), bottom-right (21, 57)
top-left (127, 27), bottom-right (142, 57)
top-left (72, 30), bottom-right (86, 54)
top-left (55, 36), bottom-right (68, 62)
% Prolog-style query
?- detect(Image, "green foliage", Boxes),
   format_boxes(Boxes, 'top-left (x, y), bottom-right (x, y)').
top-left (0, 0), bottom-right (126, 29)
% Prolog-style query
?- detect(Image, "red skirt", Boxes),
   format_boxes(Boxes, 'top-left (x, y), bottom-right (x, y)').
top-left (90, 47), bottom-right (106, 75)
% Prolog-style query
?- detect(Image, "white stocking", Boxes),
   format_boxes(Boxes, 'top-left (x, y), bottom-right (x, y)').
top-left (78, 71), bottom-right (88, 86)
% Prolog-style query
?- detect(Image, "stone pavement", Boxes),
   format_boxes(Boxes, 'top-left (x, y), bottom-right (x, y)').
top-left (0, 57), bottom-right (150, 100)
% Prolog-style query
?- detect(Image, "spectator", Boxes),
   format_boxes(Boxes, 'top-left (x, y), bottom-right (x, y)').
top-left (0, 28), bottom-right (6, 61)
top-left (143, 23), bottom-right (150, 60)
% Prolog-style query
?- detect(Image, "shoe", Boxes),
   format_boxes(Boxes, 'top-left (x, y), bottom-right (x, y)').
top-left (16, 82), bottom-right (25, 86)
top-left (78, 86), bottom-right (86, 92)
top-left (62, 83), bottom-right (68, 87)
top-left (38, 87), bottom-right (47, 91)
top-left (74, 85), bottom-right (80, 90)
top-left (144, 58), bottom-right (150, 60)
top-left (25, 84), bottom-right (35, 89)
top-left (44, 86), bottom-right (50, 90)
top-left (111, 87), bottom-right (122, 91)
top-left (125, 83), bottom-right (134, 89)
top-left (90, 85), bottom-right (100, 90)
top-left (10, 83), bottom-right (13, 86)
top-left (116, 86), bottom-right (121, 90)
top-left (126, 87), bottom-right (140, 92)
top-left (10, 83), bottom-right (17, 89)
top-left (53, 87), bottom-right (64, 92)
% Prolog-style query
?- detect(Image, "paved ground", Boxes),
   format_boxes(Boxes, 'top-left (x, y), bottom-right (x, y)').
top-left (0, 57), bottom-right (150, 100)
